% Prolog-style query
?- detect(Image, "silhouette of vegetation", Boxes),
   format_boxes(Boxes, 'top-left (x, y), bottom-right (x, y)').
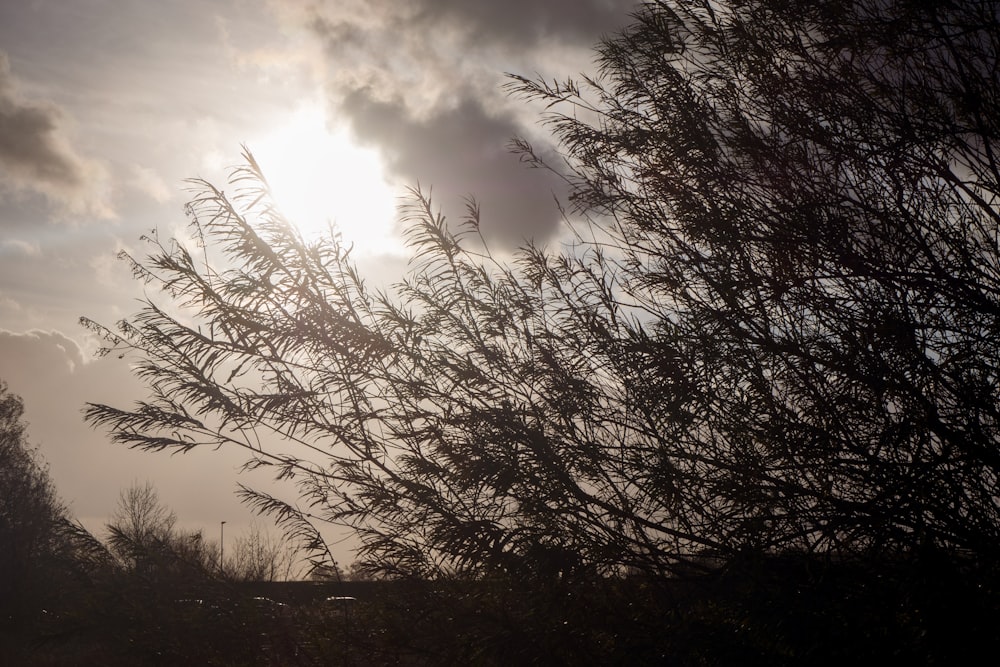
top-left (0, 381), bottom-right (113, 653)
top-left (0, 381), bottom-right (63, 621)
top-left (72, 0), bottom-right (1000, 661)
top-left (0, 423), bottom-right (324, 666)
top-left (0, 381), bottom-right (70, 637)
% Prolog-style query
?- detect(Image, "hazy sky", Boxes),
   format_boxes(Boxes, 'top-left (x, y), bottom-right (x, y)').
top-left (0, 0), bottom-right (637, 561)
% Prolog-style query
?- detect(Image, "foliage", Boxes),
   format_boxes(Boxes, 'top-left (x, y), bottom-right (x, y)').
top-left (104, 481), bottom-right (219, 586)
top-left (0, 380), bottom-right (75, 625)
top-left (84, 0), bottom-right (1000, 596)
top-left (0, 381), bottom-right (123, 664)
top-left (106, 481), bottom-right (179, 567)
top-left (228, 522), bottom-right (300, 581)
top-left (50, 482), bottom-right (307, 665)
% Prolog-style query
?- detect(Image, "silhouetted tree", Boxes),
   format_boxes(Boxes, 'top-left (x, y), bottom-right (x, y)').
top-left (516, 0), bottom-right (1000, 562)
top-left (228, 522), bottom-right (300, 581)
top-left (105, 481), bottom-right (218, 581)
top-left (0, 380), bottom-right (72, 626)
top-left (106, 481), bottom-right (177, 569)
top-left (84, 0), bottom-right (1000, 589)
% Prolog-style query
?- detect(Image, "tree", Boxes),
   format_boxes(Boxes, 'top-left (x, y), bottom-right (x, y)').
top-left (84, 0), bottom-right (1000, 586)
top-left (0, 380), bottom-right (73, 625)
top-left (106, 481), bottom-right (217, 579)
top-left (227, 522), bottom-right (300, 581)
top-left (106, 481), bottom-right (177, 569)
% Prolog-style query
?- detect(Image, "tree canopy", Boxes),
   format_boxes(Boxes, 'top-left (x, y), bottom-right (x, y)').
top-left (0, 380), bottom-right (108, 634)
top-left (0, 381), bottom-right (66, 619)
top-left (85, 0), bottom-right (1000, 581)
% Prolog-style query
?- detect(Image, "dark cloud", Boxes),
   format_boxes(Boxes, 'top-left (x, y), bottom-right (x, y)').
top-left (342, 88), bottom-right (566, 246)
top-left (0, 52), bottom-right (112, 219)
top-left (292, 0), bottom-right (638, 247)
top-left (303, 0), bottom-right (637, 105)
top-left (0, 81), bottom-right (80, 187)
top-left (393, 0), bottom-right (635, 49)
top-left (307, 0), bottom-right (634, 53)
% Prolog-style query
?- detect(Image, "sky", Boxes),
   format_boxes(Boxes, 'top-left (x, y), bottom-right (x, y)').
top-left (0, 0), bottom-right (638, 564)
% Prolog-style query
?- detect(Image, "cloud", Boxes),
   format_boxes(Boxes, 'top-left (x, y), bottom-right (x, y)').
top-left (0, 328), bottom-right (85, 373)
top-left (370, 0), bottom-right (632, 50)
top-left (304, 0), bottom-right (633, 112)
top-left (342, 89), bottom-right (567, 246)
top-left (0, 291), bottom-right (21, 314)
top-left (0, 52), bottom-right (114, 220)
top-left (0, 328), bottom-right (260, 541)
top-left (90, 237), bottom-right (133, 288)
top-left (3, 237), bottom-right (41, 257)
top-left (128, 164), bottom-right (173, 203)
top-left (290, 0), bottom-right (632, 55)
top-left (265, 0), bottom-right (637, 247)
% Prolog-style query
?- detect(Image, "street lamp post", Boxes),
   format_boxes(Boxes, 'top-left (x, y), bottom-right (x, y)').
top-left (220, 520), bottom-right (226, 573)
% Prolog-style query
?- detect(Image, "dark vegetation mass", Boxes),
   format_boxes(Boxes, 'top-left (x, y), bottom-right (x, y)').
top-left (5, 0), bottom-right (1000, 662)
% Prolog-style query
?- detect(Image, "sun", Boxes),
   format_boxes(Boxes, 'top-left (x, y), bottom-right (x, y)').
top-left (248, 102), bottom-right (403, 256)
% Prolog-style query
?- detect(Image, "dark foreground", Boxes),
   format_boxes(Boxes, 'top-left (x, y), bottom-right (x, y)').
top-left (4, 552), bottom-right (1000, 665)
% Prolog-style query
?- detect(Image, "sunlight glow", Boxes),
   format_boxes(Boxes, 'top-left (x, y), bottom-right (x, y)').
top-left (249, 103), bottom-right (403, 256)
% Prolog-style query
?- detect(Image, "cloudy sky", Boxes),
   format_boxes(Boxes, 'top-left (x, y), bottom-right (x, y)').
top-left (0, 0), bottom-right (637, 562)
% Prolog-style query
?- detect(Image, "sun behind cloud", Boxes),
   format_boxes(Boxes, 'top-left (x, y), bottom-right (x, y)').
top-left (248, 102), bottom-right (402, 256)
